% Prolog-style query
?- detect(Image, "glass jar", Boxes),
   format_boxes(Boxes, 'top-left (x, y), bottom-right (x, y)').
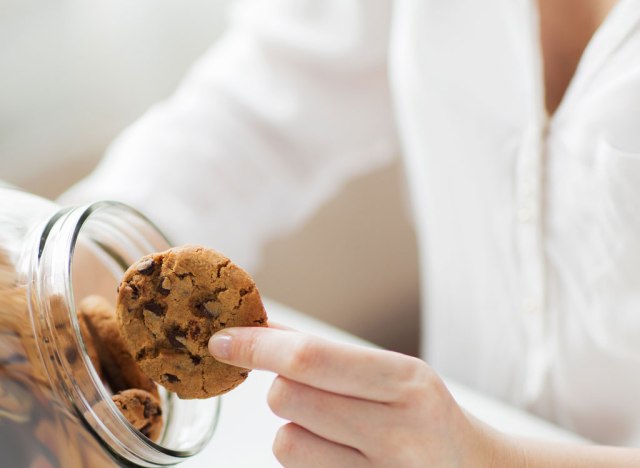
top-left (0, 182), bottom-right (220, 467)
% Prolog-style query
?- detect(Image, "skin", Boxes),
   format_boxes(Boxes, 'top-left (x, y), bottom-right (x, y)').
top-left (538, 0), bottom-right (619, 116)
top-left (212, 1), bottom-right (635, 466)
top-left (209, 327), bottom-right (640, 467)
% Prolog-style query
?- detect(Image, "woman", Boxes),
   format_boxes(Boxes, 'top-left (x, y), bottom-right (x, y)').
top-left (64, 0), bottom-right (640, 465)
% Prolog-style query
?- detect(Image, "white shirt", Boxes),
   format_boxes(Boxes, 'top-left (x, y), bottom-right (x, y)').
top-left (62, 0), bottom-right (640, 447)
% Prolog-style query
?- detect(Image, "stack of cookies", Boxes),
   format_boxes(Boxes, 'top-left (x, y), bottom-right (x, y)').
top-left (78, 295), bottom-right (164, 441)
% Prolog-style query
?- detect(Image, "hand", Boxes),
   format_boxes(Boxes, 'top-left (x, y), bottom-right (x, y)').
top-left (208, 326), bottom-right (506, 467)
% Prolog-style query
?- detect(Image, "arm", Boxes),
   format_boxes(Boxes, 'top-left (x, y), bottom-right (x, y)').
top-left (60, 0), bottom-right (397, 271)
top-left (208, 326), bottom-right (640, 467)
top-left (502, 436), bottom-right (640, 467)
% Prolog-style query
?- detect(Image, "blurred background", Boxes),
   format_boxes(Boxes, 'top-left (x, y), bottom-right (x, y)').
top-left (0, 0), bottom-right (420, 355)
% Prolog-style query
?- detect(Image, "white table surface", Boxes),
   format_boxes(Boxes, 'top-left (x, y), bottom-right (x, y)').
top-left (184, 299), bottom-right (586, 467)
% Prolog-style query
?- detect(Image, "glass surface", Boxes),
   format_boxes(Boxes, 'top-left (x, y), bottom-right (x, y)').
top-left (0, 187), bottom-right (220, 467)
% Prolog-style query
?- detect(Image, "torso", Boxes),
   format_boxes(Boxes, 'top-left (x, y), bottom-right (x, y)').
top-left (392, 0), bottom-right (640, 446)
top-left (537, 0), bottom-right (618, 116)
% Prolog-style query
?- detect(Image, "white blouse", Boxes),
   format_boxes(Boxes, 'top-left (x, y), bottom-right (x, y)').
top-left (62, 0), bottom-right (640, 447)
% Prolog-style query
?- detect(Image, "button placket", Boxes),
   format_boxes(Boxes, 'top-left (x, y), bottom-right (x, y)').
top-left (522, 296), bottom-right (540, 314)
top-left (516, 124), bottom-right (548, 404)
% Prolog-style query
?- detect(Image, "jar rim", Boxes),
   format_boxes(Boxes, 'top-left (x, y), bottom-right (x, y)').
top-left (27, 200), bottom-right (220, 466)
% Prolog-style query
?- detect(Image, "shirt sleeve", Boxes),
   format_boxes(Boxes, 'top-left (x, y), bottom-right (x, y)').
top-left (60, 0), bottom-right (398, 271)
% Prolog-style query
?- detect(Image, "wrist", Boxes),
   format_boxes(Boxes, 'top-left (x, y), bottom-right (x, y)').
top-left (464, 411), bottom-right (528, 468)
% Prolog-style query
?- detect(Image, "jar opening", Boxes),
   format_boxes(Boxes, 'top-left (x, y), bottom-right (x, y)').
top-left (27, 201), bottom-right (220, 466)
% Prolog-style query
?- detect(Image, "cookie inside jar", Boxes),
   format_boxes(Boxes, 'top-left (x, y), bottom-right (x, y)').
top-left (76, 293), bottom-right (163, 441)
top-left (24, 200), bottom-right (221, 464)
top-left (63, 210), bottom-right (222, 457)
top-left (1, 189), bottom-right (222, 466)
top-left (0, 248), bottom-right (111, 467)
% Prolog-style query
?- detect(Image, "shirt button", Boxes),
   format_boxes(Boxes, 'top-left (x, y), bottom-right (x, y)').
top-left (523, 297), bottom-right (540, 314)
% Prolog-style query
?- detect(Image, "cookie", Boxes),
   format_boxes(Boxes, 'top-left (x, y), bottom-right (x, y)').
top-left (76, 311), bottom-right (102, 378)
top-left (112, 389), bottom-right (163, 441)
top-left (116, 245), bottom-right (267, 399)
top-left (78, 295), bottom-right (158, 399)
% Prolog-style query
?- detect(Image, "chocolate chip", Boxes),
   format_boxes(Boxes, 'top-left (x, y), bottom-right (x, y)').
top-left (136, 347), bottom-right (158, 361)
top-left (136, 258), bottom-right (156, 275)
top-left (156, 277), bottom-right (171, 296)
top-left (194, 300), bottom-right (221, 319)
top-left (189, 354), bottom-right (202, 365)
top-left (65, 347), bottom-right (77, 365)
top-left (161, 373), bottom-right (180, 383)
top-left (128, 283), bottom-right (139, 300)
top-left (239, 371), bottom-right (248, 378)
top-left (166, 325), bottom-right (187, 350)
top-left (142, 398), bottom-right (160, 418)
top-left (143, 301), bottom-right (166, 317)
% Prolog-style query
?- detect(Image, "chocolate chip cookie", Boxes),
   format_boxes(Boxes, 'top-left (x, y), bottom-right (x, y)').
top-left (75, 311), bottom-right (101, 377)
top-left (116, 245), bottom-right (267, 399)
top-left (112, 389), bottom-right (163, 441)
top-left (78, 295), bottom-right (158, 398)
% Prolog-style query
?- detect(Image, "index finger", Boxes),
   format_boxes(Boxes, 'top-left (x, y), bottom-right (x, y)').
top-left (208, 327), bottom-right (426, 402)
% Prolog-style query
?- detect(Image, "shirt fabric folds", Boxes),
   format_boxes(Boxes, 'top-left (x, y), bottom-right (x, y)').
top-left (62, 0), bottom-right (640, 446)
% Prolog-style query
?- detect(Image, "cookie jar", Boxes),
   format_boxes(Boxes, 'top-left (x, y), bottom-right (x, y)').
top-left (0, 182), bottom-right (220, 467)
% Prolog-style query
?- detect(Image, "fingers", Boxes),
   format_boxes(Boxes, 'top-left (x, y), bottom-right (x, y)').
top-left (268, 376), bottom-right (386, 451)
top-left (273, 423), bottom-right (367, 468)
top-left (209, 327), bottom-right (427, 402)
top-left (267, 321), bottom-right (297, 331)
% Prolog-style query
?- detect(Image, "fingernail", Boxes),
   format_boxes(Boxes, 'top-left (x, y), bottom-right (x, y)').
top-left (209, 332), bottom-right (232, 360)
